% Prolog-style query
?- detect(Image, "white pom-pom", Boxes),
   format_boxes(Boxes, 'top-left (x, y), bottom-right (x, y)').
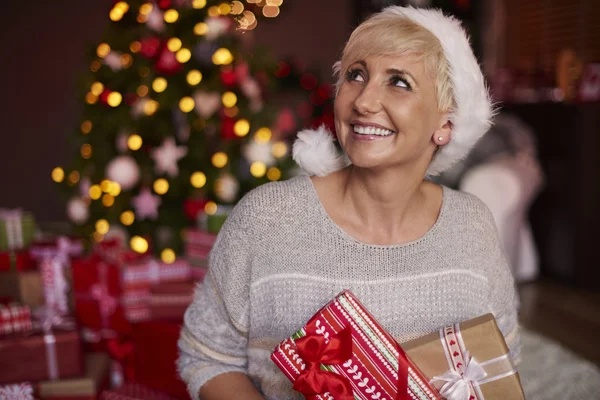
top-left (292, 125), bottom-right (350, 177)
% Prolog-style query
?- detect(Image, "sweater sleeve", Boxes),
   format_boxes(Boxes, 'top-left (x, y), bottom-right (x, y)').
top-left (476, 198), bottom-right (522, 366)
top-left (177, 201), bottom-right (253, 400)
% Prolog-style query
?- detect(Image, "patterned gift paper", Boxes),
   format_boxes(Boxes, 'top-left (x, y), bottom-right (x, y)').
top-left (0, 303), bottom-right (32, 336)
top-left (0, 382), bottom-right (34, 400)
top-left (272, 290), bottom-right (440, 400)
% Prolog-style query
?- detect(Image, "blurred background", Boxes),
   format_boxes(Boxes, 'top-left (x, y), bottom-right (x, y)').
top-left (0, 0), bottom-right (599, 399)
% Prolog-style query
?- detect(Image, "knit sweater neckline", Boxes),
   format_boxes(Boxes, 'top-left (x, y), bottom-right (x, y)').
top-left (300, 175), bottom-right (449, 249)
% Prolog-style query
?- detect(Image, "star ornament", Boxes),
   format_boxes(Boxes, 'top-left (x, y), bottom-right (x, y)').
top-left (132, 188), bottom-right (162, 220)
top-left (151, 138), bottom-right (188, 177)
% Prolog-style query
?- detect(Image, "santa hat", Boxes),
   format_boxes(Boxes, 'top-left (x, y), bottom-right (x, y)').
top-left (293, 6), bottom-right (493, 177)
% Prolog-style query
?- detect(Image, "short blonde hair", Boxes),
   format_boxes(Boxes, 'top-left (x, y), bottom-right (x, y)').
top-left (334, 10), bottom-right (455, 113)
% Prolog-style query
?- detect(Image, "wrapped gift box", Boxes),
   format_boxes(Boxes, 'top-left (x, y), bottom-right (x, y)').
top-left (271, 290), bottom-right (439, 400)
top-left (402, 314), bottom-right (525, 400)
top-left (183, 229), bottom-right (215, 279)
top-left (37, 352), bottom-right (110, 400)
top-left (0, 209), bottom-right (36, 251)
top-left (0, 302), bottom-right (32, 336)
top-left (131, 321), bottom-right (190, 400)
top-left (0, 250), bottom-right (43, 308)
top-left (100, 383), bottom-right (180, 400)
top-left (0, 329), bottom-right (84, 384)
top-left (150, 281), bottom-right (195, 321)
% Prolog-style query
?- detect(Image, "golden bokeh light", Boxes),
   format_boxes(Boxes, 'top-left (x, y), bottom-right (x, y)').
top-left (101, 180), bottom-right (112, 192)
top-left (95, 219), bottom-right (110, 234)
top-left (90, 61), bottom-right (101, 72)
top-left (109, 182), bottom-right (122, 196)
top-left (96, 43), bottom-right (111, 58)
top-left (218, 3), bottom-right (231, 14)
top-left (85, 92), bottom-right (98, 104)
top-left (211, 152), bottom-right (228, 168)
top-left (272, 141), bottom-right (288, 158)
top-left (120, 210), bottom-right (135, 226)
top-left (164, 9), bottom-right (179, 23)
top-left (207, 6), bottom-right (220, 17)
top-left (68, 171), bottom-right (80, 184)
top-left (152, 77), bottom-right (168, 93)
top-left (136, 85), bottom-right (149, 97)
top-left (137, 13), bottom-right (149, 23)
top-left (91, 82), bottom-right (104, 96)
top-left (230, 1), bottom-right (244, 14)
top-left (81, 120), bottom-right (92, 134)
top-left (130, 41), bottom-right (141, 53)
top-left (153, 178), bottom-right (169, 195)
top-left (204, 201), bottom-right (218, 215)
top-left (107, 92), bottom-right (122, 107)
top-left (139, 3), bottom-right (153, 15)
top-left (102, 194), bottom-right (115, 207)
top-left (234, 119), bottom-right (250, 137)
top-left (161, 248), bottom-right (176, 264)
top-left (212, 48), bottom-right (233, 65)
top-left (143, 99), bottom-right (159, 115)
top-left (175, 48), bottom-right (191, 63)
top-left (128, 134), bottom-right (143, 151)
top-left (267, 167), bottom-right (281, 181)
top-left (250, 162), bottom-right (267, 178)
top-left (167, 37), bottom-right (182, 52)
top-left (130, 236), bottom-right (148, 253)
top-left (81, 144), bottom-right (92, 159)
top-left (120, 53), bottom-right (133, 68)
top-left (221, 91), bottom-right (237, 108)
top-left (89, 185), bottom-right (102, 200)
top-left (186, 70), bottom-right (203, 85)
top-left (51, 167), bottom-right (65, 183)
top-left (93, 232), bottom-right (104, 243)
top-left (179, 96), bottom-right (195, 113)
top-left (109, 8), bottom-right (125, 21)
top-left (254, 127), bottom-right (272, 143)
top-left (190, 171), bottom-right (207, 188)
top-left (223, 106), bottom-right (239, 118)
top-left (262, 5), bottom-right (280, 17)
top-left (266, 0), bottom-right (283, 5)
top-left (192, 0), bottom-right (207, 9)
top-left (193, 22), bottom-right (208, 35)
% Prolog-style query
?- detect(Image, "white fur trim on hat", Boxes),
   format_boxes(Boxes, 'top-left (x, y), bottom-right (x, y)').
top-left (292, 125), bottom-right (350, 177)
top-left (292, 6), bottom-right (493, 177)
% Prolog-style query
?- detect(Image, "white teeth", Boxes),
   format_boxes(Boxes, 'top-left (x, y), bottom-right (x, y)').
top-left (352, 125), bottom-right (395, 136)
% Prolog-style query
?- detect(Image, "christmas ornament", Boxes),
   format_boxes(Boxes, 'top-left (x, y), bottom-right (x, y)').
top-left (214, 173), bottom-right (239, 203)
top-left (220, 67), bottom-right (237, 86)
top-left (66, 197), bottom-right (89, 225)
top-left (151, 137), bottom-right (188, 177)
top-left (103, 51), bottom-right (122, 71)
top-left (205, 17), bottom-right (231, 41)
top-left (220, 117), bottom-right (236, 140)
top-left (193, 90), bottom-right (221, 118)
top-left (146, 7), bottom-right (165, 32)
top-left (106, 155), bottom-right (141, 190)
top-left (140, 36), bottom-right (161, 58)
top-left (132, 188), bottom-right (161, 220)
top-left (243, 141), bottom-right (276, 166)
top-left (155, 45), bottom-right (182, 75)
top-left (184, 198), bottom-right (208, 221)
top-left (275, 108), bottom-right (296, 134)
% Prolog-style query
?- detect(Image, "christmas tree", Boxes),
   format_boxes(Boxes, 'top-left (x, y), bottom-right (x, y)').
top-left (52, 0), bottom-right (334, 259)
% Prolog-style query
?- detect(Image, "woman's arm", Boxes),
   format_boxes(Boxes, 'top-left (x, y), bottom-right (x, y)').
top-left (199, 372), bottom-right (265, 400)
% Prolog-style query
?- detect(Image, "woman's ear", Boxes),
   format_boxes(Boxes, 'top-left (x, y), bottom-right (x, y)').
top-left (432, 114), bottom-right (452, 145)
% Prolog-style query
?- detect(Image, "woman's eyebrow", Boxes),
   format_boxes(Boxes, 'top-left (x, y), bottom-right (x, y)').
top-left (386, 68), bottom-right (418, 84)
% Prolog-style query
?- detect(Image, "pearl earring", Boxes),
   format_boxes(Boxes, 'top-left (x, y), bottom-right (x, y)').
top-left (437, 136), bottom-right (444, 143)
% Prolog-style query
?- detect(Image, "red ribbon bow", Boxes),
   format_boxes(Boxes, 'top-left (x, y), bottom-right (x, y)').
top-left (292, 326), bottom-right (354, 400)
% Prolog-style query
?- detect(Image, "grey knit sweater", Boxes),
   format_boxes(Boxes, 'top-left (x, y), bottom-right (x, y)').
top-left (177, 175), bottom-right (520, 400)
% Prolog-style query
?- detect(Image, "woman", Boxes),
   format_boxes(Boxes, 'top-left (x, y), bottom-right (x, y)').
top-left (178, 6), bottom-right (519, 400)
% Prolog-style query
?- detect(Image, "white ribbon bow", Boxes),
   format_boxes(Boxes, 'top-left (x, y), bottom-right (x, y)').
top-left (430, 352), bottom-right (488, 400)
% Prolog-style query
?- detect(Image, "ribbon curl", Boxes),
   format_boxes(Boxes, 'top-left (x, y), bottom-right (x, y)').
top-left (292, 326), bottom-right (354, 400)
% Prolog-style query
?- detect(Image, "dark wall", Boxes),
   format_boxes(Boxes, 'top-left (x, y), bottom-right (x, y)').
top-left (0, 1), bottom-right (355, 223)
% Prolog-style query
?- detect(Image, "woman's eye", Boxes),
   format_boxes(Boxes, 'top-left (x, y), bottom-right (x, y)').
top-left (392, 77), bottom-right (411, 90)
top-left (346, 69), bottom-right (364, 82)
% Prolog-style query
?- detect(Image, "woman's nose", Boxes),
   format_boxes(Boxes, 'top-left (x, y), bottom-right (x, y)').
top-left (353, 83), bottom-right (382, 115)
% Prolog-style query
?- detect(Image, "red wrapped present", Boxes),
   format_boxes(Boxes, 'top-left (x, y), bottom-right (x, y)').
top-left (271, 290), bottom-right (440, 400)
top-left (0, 302), bottom-right (32, 336)
top-left (150, 281), bottom-right (195, 321)
top-left (100, 383), bottom-right (181, 400)
top-left (0, 327), bottom-right (84, 384)
top-left (37, 352), bottom-right (111, 400)
top-left (0, 250), bottom-right (42, 309)
top-left (183, 229), bottom-right (215, 279)
top-left (131, 321), bottom-right (190, 400)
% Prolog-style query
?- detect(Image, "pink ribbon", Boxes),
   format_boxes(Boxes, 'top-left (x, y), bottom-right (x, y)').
top-left (90, 283), bottom-right (117, 317)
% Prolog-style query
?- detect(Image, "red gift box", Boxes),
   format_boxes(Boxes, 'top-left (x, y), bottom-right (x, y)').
top-left (271, 290), bottom-right (440, 400)
top-left (150, 281), bottom-right (195, 321)
top-left (131, 321), bottom-right (190, 400)
top-left (183, 229), bottom-right (215, 277)
top-left (0, 328), bottom-right (84, 384)
top-left (0, 302), bottom-right (32, 336)
top-left (100, 383), bottom-right (181, 400)
top-left (0, 250), bottom-right (36, 272)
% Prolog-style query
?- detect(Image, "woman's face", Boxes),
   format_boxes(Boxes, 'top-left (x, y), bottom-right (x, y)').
top-left (334, 53), bottom-right (448, 171)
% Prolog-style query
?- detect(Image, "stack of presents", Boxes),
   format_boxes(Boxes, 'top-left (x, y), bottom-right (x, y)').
top-left (0, 209), bottom-right (217, 399)
top-left (1, 208), bottom-right (526, 399)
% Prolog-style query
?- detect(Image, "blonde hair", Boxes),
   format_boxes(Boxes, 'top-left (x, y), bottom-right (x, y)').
top-left (334, 10), bottom-right (455, 113)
